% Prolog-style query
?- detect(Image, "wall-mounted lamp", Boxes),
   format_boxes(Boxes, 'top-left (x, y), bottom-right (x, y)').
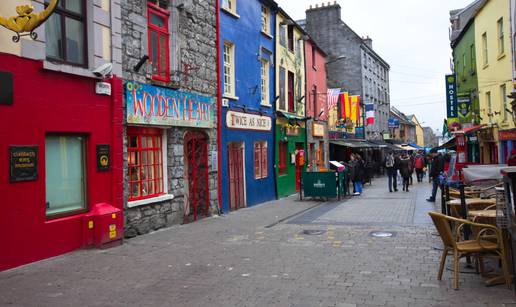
top-left (133, 55), bottom-right (149, 72)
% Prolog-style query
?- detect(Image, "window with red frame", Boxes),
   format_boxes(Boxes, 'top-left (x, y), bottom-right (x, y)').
top-left (278, 141), bottom-right (287, 175)
top-left (254, 141), bottom-right (268, 179)
top-left (147, 3), bottom-right (170, 82)
top-left (127, 128), bottom-right (164, 201)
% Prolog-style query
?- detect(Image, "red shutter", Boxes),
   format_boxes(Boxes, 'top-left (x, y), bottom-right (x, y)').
top-left (254, 142), bottom-right (261, 179)
top-left (261, 142), bottom-right (268, 178)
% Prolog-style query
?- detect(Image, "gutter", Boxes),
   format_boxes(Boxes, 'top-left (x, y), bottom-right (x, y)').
top-left (216, 0), bottom-right (222, 213)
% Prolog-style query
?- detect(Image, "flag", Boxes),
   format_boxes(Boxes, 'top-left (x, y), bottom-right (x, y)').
top-left (327, 88), bottom-right (340, 110)
top-left (340, 92), bottom-right (350, 119)
top-left (365, 103), bottom-right (375, 125)
top-left (442, 119), bottom-right (450, 138)
top-left (350, 95), bottom-right (360, 123)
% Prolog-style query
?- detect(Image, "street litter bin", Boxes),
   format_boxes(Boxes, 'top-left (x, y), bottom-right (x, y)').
top-left (302, 171), bottom-right (338, 200)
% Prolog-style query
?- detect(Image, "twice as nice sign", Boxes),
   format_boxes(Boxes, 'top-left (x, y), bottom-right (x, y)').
top-left (125, 81), bottom-right (215, 128)
top-left (226, 110), bottom-right (272, 131)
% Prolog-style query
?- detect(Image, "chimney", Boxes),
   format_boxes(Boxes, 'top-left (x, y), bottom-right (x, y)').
top-left (306, 1), bottom-right (341, 22)
top-left (363, 36), bottom-right (373, 49)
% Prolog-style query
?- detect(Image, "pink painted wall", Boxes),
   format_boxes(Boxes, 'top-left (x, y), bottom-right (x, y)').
top-left (304, 40), bottom-right (328, 121)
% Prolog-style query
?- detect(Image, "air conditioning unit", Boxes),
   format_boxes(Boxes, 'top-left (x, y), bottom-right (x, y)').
top-left (221, 98), bottom-right (229, 107)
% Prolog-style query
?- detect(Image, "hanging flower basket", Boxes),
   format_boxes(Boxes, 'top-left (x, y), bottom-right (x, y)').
top-left (285, 125), bottom-right (299, 136)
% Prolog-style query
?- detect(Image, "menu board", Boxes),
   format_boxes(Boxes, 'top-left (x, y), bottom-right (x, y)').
top-left (10, 146), bottom-right (38, 182)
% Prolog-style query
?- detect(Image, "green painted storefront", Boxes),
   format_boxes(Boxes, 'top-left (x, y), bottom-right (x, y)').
top-left (275, 118), bottom-right (307, 198)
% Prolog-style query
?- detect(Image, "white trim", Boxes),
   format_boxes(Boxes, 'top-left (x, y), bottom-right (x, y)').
top-left (162, 129), bottom-right (168, 194)
top-left (127, 194), bottom-right (174, 208)
top-left (221, 7), bottom-right (240, 19)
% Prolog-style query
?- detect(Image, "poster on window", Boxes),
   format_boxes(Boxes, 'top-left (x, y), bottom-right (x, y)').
top-left (125, 81), bottom-right (215, 128)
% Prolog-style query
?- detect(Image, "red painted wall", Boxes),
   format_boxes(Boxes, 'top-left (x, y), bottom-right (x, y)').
top-left (305, 40), bottom-right (328, 121)
top-left (0, 53), bottom-right (123, 271)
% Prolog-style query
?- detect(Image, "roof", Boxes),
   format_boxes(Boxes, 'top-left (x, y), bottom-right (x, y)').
top-left (451, 124), bottom-right (484, 135)
top-left (449, 0), bottom-right (486, 47)
top-left (390, 107), bottom-right (415, 126)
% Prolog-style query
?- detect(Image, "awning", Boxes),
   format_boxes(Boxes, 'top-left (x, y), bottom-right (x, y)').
top-left (452, 124), bottom-right (484, 135)
top-left (408, 143), bottom-right (423, 150)
top-left (330, 140), bottom-right (372, 148)
top-left (433, 137), bottom-right (456, 151)
top-left (277, 111), bottom-right (305, 120)
top-left (395, 144), bottom-right (419, 151)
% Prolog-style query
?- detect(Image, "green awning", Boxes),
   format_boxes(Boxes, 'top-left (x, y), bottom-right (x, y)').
top-left (277, 111), bottom-right (305, 120)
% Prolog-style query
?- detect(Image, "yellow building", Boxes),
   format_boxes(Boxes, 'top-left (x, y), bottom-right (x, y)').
top-left (274, 8), bottom-right (307, 198)
top-left (409, 115), bottom-right (425, 147)
top-left (474, 0), bottom-right (514, 164)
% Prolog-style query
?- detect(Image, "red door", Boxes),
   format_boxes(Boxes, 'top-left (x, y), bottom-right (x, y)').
top-left (184, 132), bottom-right (210, 223)
top-left (295, 143), bottom-right (304, 192)
top-left (228, 142), bottom-right (245, 211)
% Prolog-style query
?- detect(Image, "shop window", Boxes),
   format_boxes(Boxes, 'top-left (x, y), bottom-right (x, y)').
top-left (261, 5), bottom-right (270, 34)
top-left (45, 135), bottom-right (86, 217)
top-left (261, 58), bottom-right (270, 106)
top-left (223, 42), bottom-right (235, 96)
top-left (278, 141), bottom-right (287, 176)
top-left (254, 141), bottom-right (268, 179)
top-left (127, 128), bottom-right (164, 201)
top-left (147, 2), bottom-right (170, 82)
top-left (222, 0), bottom-right (236, 14)
top-left (45, 0), bottom-right (86, 66)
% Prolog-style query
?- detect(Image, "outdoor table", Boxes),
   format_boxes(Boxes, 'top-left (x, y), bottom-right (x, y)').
top-left (446, 198), bottom-right (496, 218)
top-left (468, 210), bottom-right (496, 220)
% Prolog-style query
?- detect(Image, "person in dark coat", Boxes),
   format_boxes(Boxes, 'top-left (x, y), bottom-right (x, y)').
top-left (385, 151), bottom-right (398, 192)
top-left (426, 150), bottom-right (445, 202)
top-left (398, 153), bottom-right (413, 192)
top-left (351, 154), bottom-right (365, 195)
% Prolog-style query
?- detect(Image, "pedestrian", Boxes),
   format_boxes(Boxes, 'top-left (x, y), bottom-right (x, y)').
top-left (408, 152), bottom-right (415, 185)
top-left (414, 151), bottom-right (426, 183)
top-left (385, 151), bottom-right (398, 192)
top-left (399, 153), bottom-right (413, 192)
top-left (426, 149), bottom-right (445, 202)
top-left (351, 154), bottom-right (365, 196)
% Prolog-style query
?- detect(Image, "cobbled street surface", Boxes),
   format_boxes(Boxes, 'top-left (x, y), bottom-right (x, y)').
top-left (1, 177), bottom-right (516, 307)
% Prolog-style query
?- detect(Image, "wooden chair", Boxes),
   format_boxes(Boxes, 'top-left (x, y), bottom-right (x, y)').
top-left (428, 211), bottom-right (510, 290)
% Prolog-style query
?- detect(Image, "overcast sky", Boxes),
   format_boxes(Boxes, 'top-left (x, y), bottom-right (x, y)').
top-left (275, 0), bottom-right (474, 132)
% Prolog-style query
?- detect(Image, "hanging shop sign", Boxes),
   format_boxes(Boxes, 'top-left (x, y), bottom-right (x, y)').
top-left (446, 74), bottom-right (458, 118)
top-left (9, 146), bottom-right (38, 182)
top-left (355, 126), bottom-right (365, 139)
top-left (226, 110), bottom-right (271, 131)
top-left (388, 118), bottom-right (400, 129)
top-left (457, 95), bottom-right (471, 121)
top-left (499, 129), bottom-right (516, 141)
top-left (313, 123), bottom-right (325, 137)
top-left (126, 81), bottom-right (215, 128)
top-left (96, 144), bottom-right (110, 171)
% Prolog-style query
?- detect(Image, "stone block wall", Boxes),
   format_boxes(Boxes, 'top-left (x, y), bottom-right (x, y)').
top-left (121, 0), bottom-right (218, 237)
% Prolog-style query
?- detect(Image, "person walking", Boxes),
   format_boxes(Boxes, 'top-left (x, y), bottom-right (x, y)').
top-left (385, 151), bottom-right (398, 192)
top-left (399, 153), bottom-right (413, 192)
top-left (426, 149), bottom-right (445, 202)
top-left (414, 151), bottom-right (426, 183)
top-left (352, 154), bottom-right (365, 196)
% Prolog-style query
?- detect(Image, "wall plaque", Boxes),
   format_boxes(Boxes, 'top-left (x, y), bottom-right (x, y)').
top-left (96, 144), bottom-right (110, 171)
top-left (9, 146), bottom-right (38, 182)
top-left (313, 123), bottom-right (325, 137)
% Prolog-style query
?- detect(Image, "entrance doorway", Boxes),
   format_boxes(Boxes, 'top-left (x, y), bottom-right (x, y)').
top-left (184, 131), bottom-right (210, 223)
top-left (295, 143), bottom-right (304, 192)
top-left (228, 142), bottom-right (245, 211)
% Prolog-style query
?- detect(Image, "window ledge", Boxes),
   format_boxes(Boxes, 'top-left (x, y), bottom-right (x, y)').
top-left (497, 53), bottom-right (506, 61)
top-left (482, 63), bottom-right (489, 70)
top-left (223, 94), bottom-right (239, 101)
top-left (221, 7), bottom-right (240, 19)
top-left (261, 103), bottom-right (272, 108)
top-left (261, 30), bottom-right (273, 39)
top-left (128, 194), bottom-right (174, 208)
top-left (43, 61), bottom-right (97, 79)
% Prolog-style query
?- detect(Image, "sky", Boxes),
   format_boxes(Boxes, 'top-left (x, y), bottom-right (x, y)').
top-left (275, 0), bottom-right (475, 132)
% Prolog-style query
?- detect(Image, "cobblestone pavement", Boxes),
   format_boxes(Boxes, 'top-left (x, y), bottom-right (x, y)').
top-left (1, 177), bottom-right (516, 307)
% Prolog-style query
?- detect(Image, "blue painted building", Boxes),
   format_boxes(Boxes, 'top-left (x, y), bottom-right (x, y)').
top-left (219, 0), bottom-right (278, 213)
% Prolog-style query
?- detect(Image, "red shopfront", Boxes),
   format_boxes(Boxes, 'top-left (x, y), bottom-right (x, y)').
top-left (0, 53), bottom-right (123, 271)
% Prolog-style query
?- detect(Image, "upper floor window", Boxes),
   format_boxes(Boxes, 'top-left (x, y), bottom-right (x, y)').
top-left (312, 45), bottom-right (316, 69)
top-left (261, 5), bottom-right (270, 34)
top-left (470, 44), bottom-right (476, 73)
top-left (147, 3), bottom-right (170, 82)
top-left (223, 42), bottom-right (235, 96)
top-left (279, 25), bottom-right (286, 47)
top-left (287, 25), bottom-right (294, 52)
top-left (222, 0), bottom-right (236, 14)
top-left (498, 18), bottom-right (504, 55)
top-left (45, 0), bottom-right (86, 66)
top-left (261, 58), bottom-right (270, 105)
top-left (279, 66), bottom-right (286, 111)
top-left (482, 32), bottom-right (488, 66)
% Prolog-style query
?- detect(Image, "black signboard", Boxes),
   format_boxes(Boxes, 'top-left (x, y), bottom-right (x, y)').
top-left (10, 146), bottom-right (38, 182)
top-left (96, 144), bottom-right (110, 171)
top-left (0, 71), bottom-right (13, 105)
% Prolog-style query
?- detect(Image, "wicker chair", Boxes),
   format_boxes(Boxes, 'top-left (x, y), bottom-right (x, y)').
top-left (428, 211), bottom-right (510, 290)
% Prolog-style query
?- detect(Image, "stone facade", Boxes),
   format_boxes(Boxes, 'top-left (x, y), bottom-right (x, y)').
top-left (121, 0), bottom-right (218, 237)
top-left (303, 2), bottom-right (390, 140)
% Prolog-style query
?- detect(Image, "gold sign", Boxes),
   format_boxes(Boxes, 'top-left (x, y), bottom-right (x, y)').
top-left (0, 0), bottom-right (59, 42)
top-left (313, 123), bottom-right (325, 137)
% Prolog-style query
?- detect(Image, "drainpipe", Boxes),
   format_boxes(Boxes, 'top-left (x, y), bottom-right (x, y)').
top-left (216, 0), bottom-right (222, 213)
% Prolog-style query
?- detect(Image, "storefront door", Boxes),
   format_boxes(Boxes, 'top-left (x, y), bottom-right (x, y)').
top-left (228, 142), bottom-right (245, 211)
top-left (184, 132), bottom-right (210, 223)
